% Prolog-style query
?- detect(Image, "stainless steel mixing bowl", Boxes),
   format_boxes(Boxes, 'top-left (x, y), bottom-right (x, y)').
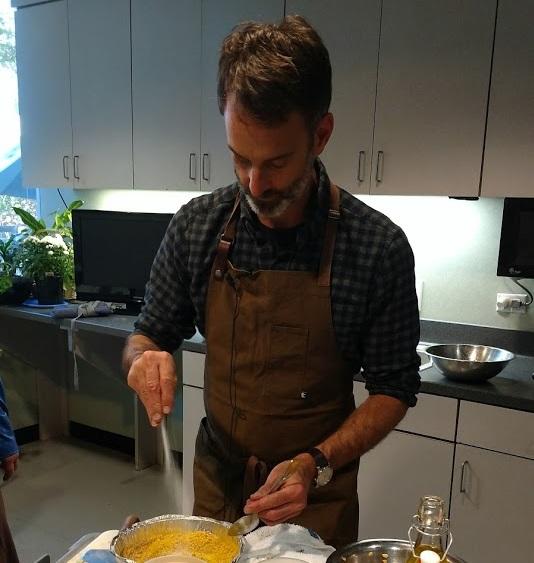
top-left (425, 343), bottom-right (514, 382)
top-left (326, 539), bottom-right (467, 563)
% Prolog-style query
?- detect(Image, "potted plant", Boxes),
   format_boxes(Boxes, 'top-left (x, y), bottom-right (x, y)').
top-left (0, 235), bottom-right (33, 305)
top-left (12, 200), bottom-right (83, 304)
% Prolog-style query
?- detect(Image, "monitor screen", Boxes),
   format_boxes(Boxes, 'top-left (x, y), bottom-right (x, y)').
top-left (72, 209), bottom-right (174, 307)
top-left (497, 198), bottom-right (534, 279)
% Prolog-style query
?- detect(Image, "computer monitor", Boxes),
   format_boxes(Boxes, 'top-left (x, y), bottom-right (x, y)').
top-left (497, 198), bottom-right (534, 279)
top-left (72, 209), bottom-right (174, 313)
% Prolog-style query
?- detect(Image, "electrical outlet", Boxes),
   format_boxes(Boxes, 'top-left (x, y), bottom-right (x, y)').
top-left (496, 293), bottom-right (528, 314)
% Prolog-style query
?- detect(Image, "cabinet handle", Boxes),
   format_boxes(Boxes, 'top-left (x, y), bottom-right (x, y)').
top-left (376, 150), bottom-right (384, 183)
top-left (73, 155), bottom-right (80, 180)
top-left (62, 156), bottom-right (70, 180)
top-left (460, 460), bottom-right (470, 494)
top-left (189, 153), bottom-right (197, 181)
top-left (357, 151), bottom-right (366, 183)
top-left (202, 153), bottom-right (210, 182)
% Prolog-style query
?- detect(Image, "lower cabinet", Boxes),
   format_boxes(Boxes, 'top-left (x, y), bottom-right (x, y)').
top-left (450, 445), bottom-right (534, 563)
top-left (354, 381), bottom-right (457, 542)
top-left (357, 430), bottom-right (454, 541)
top-left (449, 401), bottom-right (534, 563)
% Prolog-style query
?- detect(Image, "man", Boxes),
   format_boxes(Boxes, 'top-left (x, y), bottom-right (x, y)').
top-left (0, 376), bottom-right (19, 563)
top-left (124, 16), bottom-right (420, 548)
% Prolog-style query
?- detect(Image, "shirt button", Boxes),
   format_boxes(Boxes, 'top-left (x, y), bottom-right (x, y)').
top-left (300, 391), bottom-right (308, 399)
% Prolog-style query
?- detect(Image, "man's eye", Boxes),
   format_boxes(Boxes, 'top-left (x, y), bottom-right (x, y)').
top-left (269, 160), bottom-right (286, 170)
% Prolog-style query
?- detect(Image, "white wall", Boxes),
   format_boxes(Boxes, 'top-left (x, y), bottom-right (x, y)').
top-left (39, 187), bottom-right (534, 333)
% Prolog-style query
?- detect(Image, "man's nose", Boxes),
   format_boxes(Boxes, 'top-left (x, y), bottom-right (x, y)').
top-left (248, 167), bottom-right (268, 197)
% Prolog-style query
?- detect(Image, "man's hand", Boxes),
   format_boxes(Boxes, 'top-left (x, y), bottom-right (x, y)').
top-left (1, 453), bottom-right (18, 481)
top-left (243, 454), bottom-right (316, 526)
top-left (127, 349), bottom-right (177, 427)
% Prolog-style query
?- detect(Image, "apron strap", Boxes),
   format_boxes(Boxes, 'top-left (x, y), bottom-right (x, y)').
top-left (213, 193), bottom-right (241, 280)
top-left (317, 183), bottom-right (341, 287)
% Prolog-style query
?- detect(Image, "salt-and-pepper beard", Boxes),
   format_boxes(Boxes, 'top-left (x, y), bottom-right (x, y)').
top-left (238, 154), bottom-right (316, 219)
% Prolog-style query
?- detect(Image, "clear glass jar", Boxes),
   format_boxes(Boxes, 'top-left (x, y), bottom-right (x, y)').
top-left (407, 495), bottom-right (453, 562)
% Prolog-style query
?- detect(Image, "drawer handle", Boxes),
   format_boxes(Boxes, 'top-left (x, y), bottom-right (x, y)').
top-left (357, 150), bottom-right (366, 183)
top-left (460, 460), bottom-right (470, 494)
top-left (375, 150), bottom-right (384, 183)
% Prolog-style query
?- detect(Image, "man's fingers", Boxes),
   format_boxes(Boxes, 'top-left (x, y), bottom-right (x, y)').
top-left (2, 460), bottom-right (15, 481)
top-left (160, 355), bottom-right (177, 414)
top-left (258, 500), bottom-right (306, 526)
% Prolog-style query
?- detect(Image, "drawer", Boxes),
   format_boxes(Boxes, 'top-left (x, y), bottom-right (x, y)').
top-left (457, 401), bottom-right (534, 459)
top-left (182, 351), bottom-right (205, 389)
top-left (353, 381), bottom-right (457, 441)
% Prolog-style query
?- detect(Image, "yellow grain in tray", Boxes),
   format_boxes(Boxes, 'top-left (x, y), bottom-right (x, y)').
top-left (121, 529), bottom-right (239, 563)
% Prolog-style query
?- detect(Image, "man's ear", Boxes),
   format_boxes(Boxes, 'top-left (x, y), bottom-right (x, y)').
top-left (312, 113), bottom-right (334, 157)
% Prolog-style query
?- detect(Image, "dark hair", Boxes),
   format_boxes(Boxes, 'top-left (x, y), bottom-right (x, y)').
top-left (217, 15), bottom-right (331, 129)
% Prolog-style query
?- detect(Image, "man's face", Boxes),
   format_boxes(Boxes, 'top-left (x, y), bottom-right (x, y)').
top-left (224, 98), bottom-right (331, 223)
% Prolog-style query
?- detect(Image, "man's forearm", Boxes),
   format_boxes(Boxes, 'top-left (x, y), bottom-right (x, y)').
top-left (317, 395), bottom-right (408, 470)
top-left (122, 333), bottom-right (162, 375)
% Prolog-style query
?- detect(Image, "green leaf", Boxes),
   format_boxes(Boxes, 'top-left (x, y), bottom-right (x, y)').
top-left (13, 207), bottom-right (46, 233)
top-left (68, 199), bottom-right (84, 211)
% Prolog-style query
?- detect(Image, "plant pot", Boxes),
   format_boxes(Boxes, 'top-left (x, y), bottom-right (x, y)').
top-left (35, 276), bottom-right (64, 305)
top-left (0, 276), bottom-right (33, 305)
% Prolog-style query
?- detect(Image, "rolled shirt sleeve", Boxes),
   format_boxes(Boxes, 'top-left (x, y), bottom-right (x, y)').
top-left (360, 228), bottom-right (421, 407)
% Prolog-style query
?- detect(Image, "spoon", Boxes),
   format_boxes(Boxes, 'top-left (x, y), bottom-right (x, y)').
top-left (227, 458), bottom-right (301, 536)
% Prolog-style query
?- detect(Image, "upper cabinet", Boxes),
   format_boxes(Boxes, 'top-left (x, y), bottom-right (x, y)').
top-left (68, 0), bottom-right (133, 189)
top-left (370, 0), bottom-right (496, 196)
top-left (285, 1), bottom-right (381, 194)
top-left (131, 0), bottom-right (284, 190)
top-left (481, 0), bottom-right (534, 198)
top-left (15, 0), bottom-right (133, 189)
top-left (131, 0), bottom-right (202, 190)
top-left (200, 0), bottom-right (285, 190)
top-left (15, 1), bottom-right (72, 189)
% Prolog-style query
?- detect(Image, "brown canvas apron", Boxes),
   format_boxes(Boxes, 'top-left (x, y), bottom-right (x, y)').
top-left (192, 183), bottom-right (359, 548)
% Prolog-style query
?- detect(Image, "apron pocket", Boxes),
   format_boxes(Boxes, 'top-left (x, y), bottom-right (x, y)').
top-left (268, 324), bottom-right (309, 374)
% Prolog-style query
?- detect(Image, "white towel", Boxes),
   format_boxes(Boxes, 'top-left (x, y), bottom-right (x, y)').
top-left (239, 523), bottom-right (335, 563)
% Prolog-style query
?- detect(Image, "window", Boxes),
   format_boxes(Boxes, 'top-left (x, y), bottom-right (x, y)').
top-left (0, 0), bottom-right (37, 242)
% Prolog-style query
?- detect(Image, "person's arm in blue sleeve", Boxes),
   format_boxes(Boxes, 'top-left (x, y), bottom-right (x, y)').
top-left (0, 378), bottom-right (19, 480)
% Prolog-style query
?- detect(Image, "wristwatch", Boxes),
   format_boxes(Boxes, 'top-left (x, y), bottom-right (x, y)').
top-left (306, 447), bottom-right (333, 487)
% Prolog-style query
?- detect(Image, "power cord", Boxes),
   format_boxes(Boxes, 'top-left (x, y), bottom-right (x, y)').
top-left (512, 278), bottom-right (533, 306)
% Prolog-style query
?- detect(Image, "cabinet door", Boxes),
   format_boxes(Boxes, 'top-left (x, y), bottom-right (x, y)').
top-left (358, 430), bottom-right (454, 541)
top-left (285, 1), bottom-right (380, 193)
top-left (131, 0), bottom-right (201, 191)
top-left (482, 0), bottom-right (534, 197)
top-left (451, 445), bottom-right (534, 562)
top-left (371, 0), bottom-right (496, 196)
top-left (15, 1), bottom-right (73, 189)
top-left (68, 0), bottom-right (133, 189)
top-left (182, 384), bottom-right (205, 515)
top-left (200, 0), bottom-right (285, 190)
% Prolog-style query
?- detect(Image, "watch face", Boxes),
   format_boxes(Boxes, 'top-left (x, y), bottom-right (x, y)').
top-left (316, 465), bottom-right (333, 487)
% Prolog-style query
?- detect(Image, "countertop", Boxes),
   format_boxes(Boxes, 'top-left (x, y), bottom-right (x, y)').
top-left (1, 305), bottom-right (533, 413)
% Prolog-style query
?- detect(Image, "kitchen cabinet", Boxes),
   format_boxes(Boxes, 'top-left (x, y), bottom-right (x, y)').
top-left (450, 446), bottom-right (534, 562)
top-left (182, 350), bottom-right (206, 515)
top-left (285, 0), bottom-right (380, 193)
top-left (15, 1), bottom-right (73, 189)
top-left (449, 401), bottom-right (534, 562)
top-left (130, 0), bottom-right (283, 191)
top-left (131, 0), bottom-right (201, 190)
top-left (68, 0), bottom-right (133, 189)
top-left (200, 0), bottom-right (284, 190)
top-left (370, 0), bottom-right (496, 196)
top-left (354, 381), bottom-right (456, 540)
top-left (15, 0), bottom-right (133, 189)
top-left (481, 0), bottom-right (534, 197)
